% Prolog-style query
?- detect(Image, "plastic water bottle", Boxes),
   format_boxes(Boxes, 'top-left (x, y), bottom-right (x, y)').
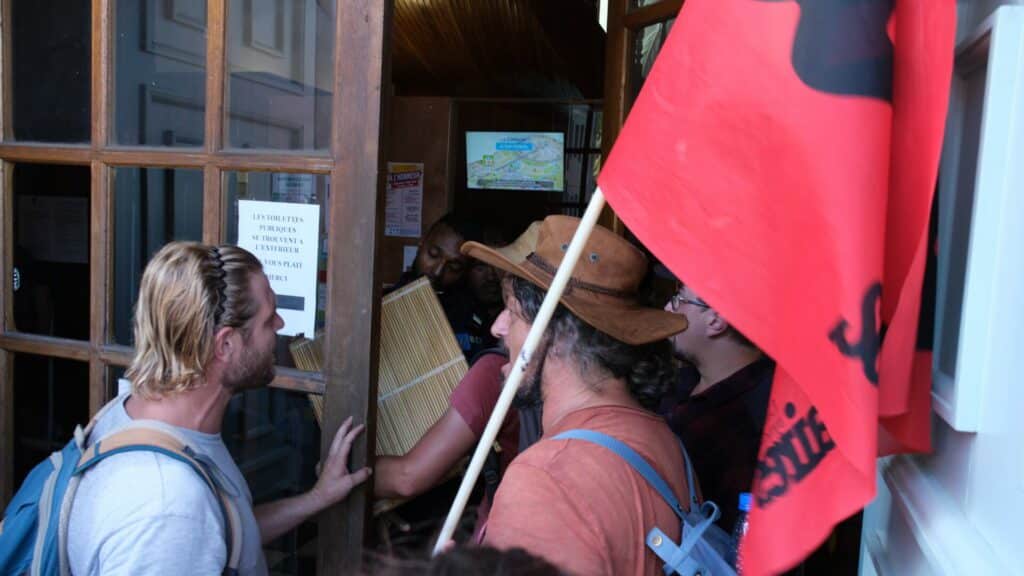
top-left (729, 492), bottom-right (752, 573)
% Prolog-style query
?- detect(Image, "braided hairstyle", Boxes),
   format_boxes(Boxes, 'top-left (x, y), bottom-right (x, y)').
top-left (126, 242), bottom-right (263, 399)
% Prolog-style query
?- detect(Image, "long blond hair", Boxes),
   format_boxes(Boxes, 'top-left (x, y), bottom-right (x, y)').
top-left (125, 242), bottom-right (263, 399)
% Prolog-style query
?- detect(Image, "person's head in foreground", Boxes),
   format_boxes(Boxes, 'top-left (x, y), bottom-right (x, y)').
top-left (126, 241), bottom-right (283, 399)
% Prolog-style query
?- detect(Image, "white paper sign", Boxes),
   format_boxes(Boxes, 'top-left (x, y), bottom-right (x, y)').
top-left (403, 245), bottom-right (418, 272)
top-left (385, 162), bottom-right (423, 237)
top-left (237, 200), bottom-right (320, 337)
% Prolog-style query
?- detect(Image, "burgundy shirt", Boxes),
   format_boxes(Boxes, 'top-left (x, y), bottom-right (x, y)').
top-left (666, 357), bottom-right (775, 530)
top-left (449, 352), bottom-right (520, 472)
top-left (449, 352), bottom-right (519, 538)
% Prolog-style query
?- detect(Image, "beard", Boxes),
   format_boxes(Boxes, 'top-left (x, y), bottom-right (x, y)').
top-left (223, 344), bottom-right (276, 392)
top-left (513, 370), bottom-right (542, 408)
top-left (512, 347), bottom-right (546, 409)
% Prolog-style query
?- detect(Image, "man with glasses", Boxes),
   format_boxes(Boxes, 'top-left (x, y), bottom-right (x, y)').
top-left (662, 280), bottom-right (775, 530)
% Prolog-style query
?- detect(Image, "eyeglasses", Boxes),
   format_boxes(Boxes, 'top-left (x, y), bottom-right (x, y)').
top-left (669, 292), bottom-right (710, 312)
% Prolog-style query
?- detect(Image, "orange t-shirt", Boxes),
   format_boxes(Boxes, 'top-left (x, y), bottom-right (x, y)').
top-left (483, 405), bottom-right (688, 576)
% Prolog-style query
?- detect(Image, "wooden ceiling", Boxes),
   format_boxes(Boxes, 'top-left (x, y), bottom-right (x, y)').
top-left (391, 0), bottom-right (606, 99)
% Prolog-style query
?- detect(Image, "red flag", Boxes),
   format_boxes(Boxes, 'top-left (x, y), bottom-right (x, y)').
top-left (597, 0), bottom-right (954, 573)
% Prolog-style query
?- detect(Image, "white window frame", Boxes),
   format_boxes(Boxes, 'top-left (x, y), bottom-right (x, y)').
top-left (933, 6), bottom-right (1024, 432)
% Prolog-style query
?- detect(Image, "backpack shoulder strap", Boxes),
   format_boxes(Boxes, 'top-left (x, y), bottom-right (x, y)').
top-left (552, 429), bottom-right (687, 521)
top-left (66, 425), bottom-right (242, 575)
top-left (554, 429), bottom-right (725, 576)
top-left (676, 439), bottom-right (700, 512)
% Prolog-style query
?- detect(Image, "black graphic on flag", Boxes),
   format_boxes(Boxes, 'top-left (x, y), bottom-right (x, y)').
top-left (829, 282), bottom-right (884, 386)
top-left (754, 402), bottom-right (836, 506)
top-left (757, 0), bottom-right (894, 101)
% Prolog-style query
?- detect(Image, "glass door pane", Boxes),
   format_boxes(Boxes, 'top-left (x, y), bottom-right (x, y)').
top-left (115, 0), bottom-right (208, 147)
top-left (13, 354), bottom-right (88, 486)
top-left (11, 164), bottom-right (91, 339)
top-left (628, 18), bottom-right (675, 109)
top-left (10, 0), bottom-right (90, 142)
top-left (111, 167), bottom-right (205, 345)
top-left (225, 0), bottom-right (335, 151)
top-left (222, 172), bottom-right (327, 571)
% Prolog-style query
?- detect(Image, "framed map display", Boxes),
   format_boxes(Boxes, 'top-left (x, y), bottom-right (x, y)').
top-left (466, 131), bottom-right (565, 192)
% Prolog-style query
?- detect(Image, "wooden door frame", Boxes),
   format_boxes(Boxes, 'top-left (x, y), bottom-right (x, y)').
top-left (601, 0), bottom-right (682, 232)
top-left (320, 1), bottom-right (391, 572)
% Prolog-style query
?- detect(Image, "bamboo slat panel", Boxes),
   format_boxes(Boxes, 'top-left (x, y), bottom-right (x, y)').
top-left (289, 334), bottom-right (325, 422)
top-left (375, 277), bottom-right (467, 456)
top-left (289, 277), bottom-right (467, 457)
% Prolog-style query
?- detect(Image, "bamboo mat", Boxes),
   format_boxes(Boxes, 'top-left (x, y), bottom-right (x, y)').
top-left (289, 277), bottom-right (468, 456)
top-left (289, 333), bottom-right (325, 423)
top-left (375, 277), bottom-right (468, 455)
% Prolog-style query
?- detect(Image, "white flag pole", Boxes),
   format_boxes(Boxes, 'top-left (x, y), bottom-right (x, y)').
top-left (432, 188), bottom-right (608, 555)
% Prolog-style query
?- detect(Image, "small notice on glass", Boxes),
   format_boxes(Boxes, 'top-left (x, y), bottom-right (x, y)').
top-left (237, 200), bottom-right (320, 337)
top-left (403, 245), bottom-right (418, 271)
top-left (385, 162), bottom-right (423, 238)
top-left (271, 173), bottom-right (316, 203)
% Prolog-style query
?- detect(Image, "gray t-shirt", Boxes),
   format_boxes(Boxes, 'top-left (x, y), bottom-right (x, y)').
top-left (67, 394), bottom-right (268, 576)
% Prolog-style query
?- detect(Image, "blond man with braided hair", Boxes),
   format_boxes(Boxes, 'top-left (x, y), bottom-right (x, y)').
top-left (67, 242), bottom-right (370, 576)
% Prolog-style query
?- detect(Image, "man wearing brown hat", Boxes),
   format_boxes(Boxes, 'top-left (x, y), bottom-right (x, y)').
top-left (462, 216), bottom-right (690, 576)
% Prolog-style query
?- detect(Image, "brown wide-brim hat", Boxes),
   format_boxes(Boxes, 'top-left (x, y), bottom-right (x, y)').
top-left (461, 215), bottom-right (687, 345)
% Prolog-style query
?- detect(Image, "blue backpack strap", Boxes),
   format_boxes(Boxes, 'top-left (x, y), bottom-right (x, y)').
top-left (677, 440), bottom-right (700, 512)
top-left (647, 513), bottom-right (718, 575)
top-left (553, 429), bottom-right (715, 576)
top-left (33, 450), bottom-right (67, 576)
top-left (552, 430), bottom-right (687, 520)
top-left (65, 425), bottom-right (242, 576)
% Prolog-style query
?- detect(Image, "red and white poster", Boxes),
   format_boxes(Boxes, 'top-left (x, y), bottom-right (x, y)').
top-left (385, 162), bottom-right (424, 238)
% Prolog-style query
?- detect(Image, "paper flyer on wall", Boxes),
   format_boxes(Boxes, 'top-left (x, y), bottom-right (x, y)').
top-left (237, 199), bottom-right (320, 337)
top-left (385, 162), bottom-right (424, 237)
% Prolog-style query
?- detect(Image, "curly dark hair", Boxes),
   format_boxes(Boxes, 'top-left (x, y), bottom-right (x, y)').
top-left (510, 276), bottom-right (678, 411)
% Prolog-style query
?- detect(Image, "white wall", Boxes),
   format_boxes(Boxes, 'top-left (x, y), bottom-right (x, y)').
top-left (861, 2), bottom-right (1024, 575)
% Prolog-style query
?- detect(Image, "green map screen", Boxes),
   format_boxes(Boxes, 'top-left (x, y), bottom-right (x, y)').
top-left (466, 132), bottom-right (565, 192)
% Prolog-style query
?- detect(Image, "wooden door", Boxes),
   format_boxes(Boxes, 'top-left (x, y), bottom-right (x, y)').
top-left (0, 1), bottom-right (390, 573)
